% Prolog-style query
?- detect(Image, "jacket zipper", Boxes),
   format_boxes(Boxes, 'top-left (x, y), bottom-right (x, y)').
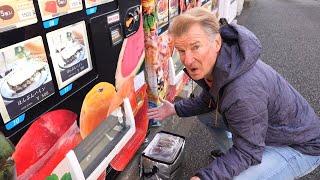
top-left (215, 95), bottom-right (219, 126)
top-left (208, 96), bottom-right (219, 126)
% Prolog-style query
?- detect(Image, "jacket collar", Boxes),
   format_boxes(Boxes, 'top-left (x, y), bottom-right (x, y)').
top-left (183, 68), bottom-right (219, 102)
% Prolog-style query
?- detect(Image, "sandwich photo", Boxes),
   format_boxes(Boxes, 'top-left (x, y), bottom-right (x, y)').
top-left (0, 37), bottom-right (52, 99)
top-left (6, 61), bottom-right (46, 94)
top-left (52, 30), bottom-right (86, 69)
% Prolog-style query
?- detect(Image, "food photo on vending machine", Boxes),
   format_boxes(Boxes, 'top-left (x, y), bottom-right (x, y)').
top-left (0, 0), bottom-right (157, 179)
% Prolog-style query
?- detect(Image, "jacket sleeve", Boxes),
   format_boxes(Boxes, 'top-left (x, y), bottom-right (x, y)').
top-left (174, 89), bottom-right (215, 117)
top-left (196, 96), bottom-right (268, 180)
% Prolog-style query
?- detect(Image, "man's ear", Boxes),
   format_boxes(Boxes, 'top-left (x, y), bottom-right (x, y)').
top-left (214, 34), bottom-right (222, 52)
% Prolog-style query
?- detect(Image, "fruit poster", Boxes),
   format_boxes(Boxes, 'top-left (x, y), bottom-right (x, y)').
top-left (169, 0), bottom-right (179, 20)
top-left (144, 31), bottom-right (172, 104)
top-left (0, 0), bottom-right (38, 33)
top-left (143, 0), bottom-right (173, 104)
top-left (38, 0), bottom-right (83, 21)
top-left (156, 0), bottom-right (169, 29)
top-left (180, 0), bottom-right (202, 13)
top-left (84, 0), bottom-right (114, 9)
top-left (142, 0), bottom-right (157, 36)
top-left (46, 21), bottom-right (93, 90)
top-left (0, 36), bottom-right (55, 123)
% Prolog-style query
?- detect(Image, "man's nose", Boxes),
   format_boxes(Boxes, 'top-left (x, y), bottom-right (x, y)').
top-left (183, 51), bottom-right (194, 66)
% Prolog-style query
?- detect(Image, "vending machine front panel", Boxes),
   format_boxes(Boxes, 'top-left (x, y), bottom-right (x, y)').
top-left (1, 0), bottom-right (147, 178)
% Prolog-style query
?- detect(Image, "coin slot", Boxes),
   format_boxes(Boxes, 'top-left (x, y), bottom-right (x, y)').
top-left (125, 13), bottom-right (135, 30)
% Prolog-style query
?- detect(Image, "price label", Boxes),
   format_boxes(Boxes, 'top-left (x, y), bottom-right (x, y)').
top-left (70, 0), bottom-right (82, 9)
top-left (18, 8), bottom-right (36, 20)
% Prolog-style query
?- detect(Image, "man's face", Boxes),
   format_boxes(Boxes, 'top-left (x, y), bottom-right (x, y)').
top-left (173, 24), bottom-right (221, 80)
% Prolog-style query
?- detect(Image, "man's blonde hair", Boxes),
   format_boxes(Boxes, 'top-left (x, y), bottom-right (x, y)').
top-left (168, 7), bottom-right (220, 40)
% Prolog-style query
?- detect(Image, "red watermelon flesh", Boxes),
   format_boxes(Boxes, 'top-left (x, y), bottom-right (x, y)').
top-left (13, 110), bottom-right (78, 179)
top-left (120, 16), bottom-right (144, 77)
top-left (31, 129), bottom-right (82, 180)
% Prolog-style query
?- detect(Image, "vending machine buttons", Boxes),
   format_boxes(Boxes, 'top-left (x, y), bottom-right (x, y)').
top-left (109, 24), bottom-right (123, 46)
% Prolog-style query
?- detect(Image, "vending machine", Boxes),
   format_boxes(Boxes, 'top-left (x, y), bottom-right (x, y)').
top-left (0, 0), bottom-right (148, 179)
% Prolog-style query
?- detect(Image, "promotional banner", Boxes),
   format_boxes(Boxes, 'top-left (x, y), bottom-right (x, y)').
top-left (0, 0), bottom-right (37, 33)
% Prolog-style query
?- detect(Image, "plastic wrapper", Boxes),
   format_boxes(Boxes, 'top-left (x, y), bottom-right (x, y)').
top-left (143, 132), bottom-right (184, 163)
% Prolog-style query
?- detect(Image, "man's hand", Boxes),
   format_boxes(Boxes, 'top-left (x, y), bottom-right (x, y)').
top-left (190, 176), bottom-right (201, 180)
top-left (147, 99), bottom-right (176, 120)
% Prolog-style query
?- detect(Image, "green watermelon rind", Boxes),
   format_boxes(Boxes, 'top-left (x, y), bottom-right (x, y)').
top-left (0, 132), bottom-right (14, 167)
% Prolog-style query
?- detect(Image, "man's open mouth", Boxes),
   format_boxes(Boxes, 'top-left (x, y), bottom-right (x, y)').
top-left (190, 68), bottom-right (197, 72)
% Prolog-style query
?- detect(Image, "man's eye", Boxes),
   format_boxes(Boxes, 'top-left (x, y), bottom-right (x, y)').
top-left (178, 50), bottom-right (185, 54)
top-left (192, 45), bottom-right (199, 51)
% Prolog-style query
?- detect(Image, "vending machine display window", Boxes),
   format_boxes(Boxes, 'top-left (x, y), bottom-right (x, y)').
top-left (84, 0), bottom-right (114, 9)
top-left (38, 0), bottom-right (83, 21)
top-left (0, 0), bottom-right (38, 33)
top-left (0, 36), bottom-right (55, 124)
top-left (46, 21), bottom-right (93, 90)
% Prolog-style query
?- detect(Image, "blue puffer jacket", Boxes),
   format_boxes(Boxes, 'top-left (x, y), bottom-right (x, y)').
top-left (174, 23), bottom-right (320, 179)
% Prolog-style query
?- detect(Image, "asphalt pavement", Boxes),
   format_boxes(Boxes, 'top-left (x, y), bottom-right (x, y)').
top-left (117, 0), bottom-right (320, 179)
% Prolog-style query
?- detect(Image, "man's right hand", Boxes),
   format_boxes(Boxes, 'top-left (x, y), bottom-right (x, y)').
top-left (147, 99), bottom-right (176, 120)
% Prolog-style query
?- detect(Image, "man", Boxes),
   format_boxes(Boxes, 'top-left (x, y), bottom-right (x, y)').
top-left (147, 7), bottom-right (320, 180)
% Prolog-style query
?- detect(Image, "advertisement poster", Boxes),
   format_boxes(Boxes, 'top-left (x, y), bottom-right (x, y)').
top-left (180, 0), bottom-right (202, 13)
top-left (0, 36), bottom-right (55, 123)
top-left (156, 0), bottom-right (169, 29)
top-left (38, 0), bottom-right (83, 21)
top-left (169, 0), bottom-right (179, 20)
top-left (144, 31), bottom-right (171, 104)
top-left (46, 21), bottom-right (93, 90)
top-left (0, 0), bottom-right (38, 33)
top-left (142, 0), bottom-right (157, 37)
top-left (84, 0), bottom-right (114, 9)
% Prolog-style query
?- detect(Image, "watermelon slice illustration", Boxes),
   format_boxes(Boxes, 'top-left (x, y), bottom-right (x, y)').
top-left (13, 110), bottom-right (81, 180)
top-left (115, 14), bottom-right (145, 89)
